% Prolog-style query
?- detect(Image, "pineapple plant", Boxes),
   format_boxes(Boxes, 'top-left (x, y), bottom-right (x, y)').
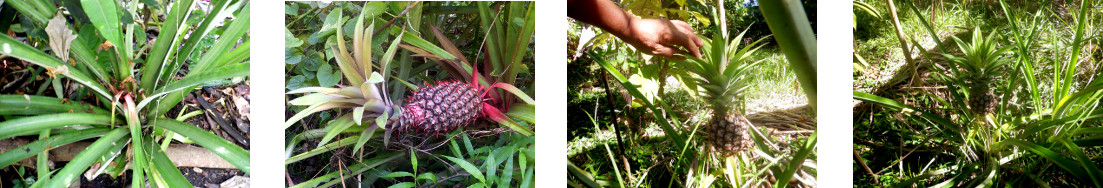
top-left (672, 24), bottom-right (765, 155)
top-left (943, 28), bottom-right (1012, 116)
top-left (0, 0), bottom-right (251, 187)
top-left (285, 4), bottom-right (535, 150)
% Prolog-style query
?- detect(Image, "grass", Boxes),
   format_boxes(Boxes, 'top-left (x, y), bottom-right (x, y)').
top-left (854, 0), bottom-right (1103, 186)
top-left (566, 46), bottom-right (809, 185)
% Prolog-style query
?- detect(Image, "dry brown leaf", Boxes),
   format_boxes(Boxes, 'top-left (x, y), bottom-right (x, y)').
top-left (45, 12), bottom-right (78, 62)
top-left (99, 41), bottom-right (114, 51)
top-left (45, 65), bottom-right (69, 78)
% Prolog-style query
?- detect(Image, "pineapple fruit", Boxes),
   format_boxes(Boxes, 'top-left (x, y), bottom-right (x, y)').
top-left (707, 110), bottom-right (753, 155)
top-left (398, 81), bottom-right (484, 134)
top-left (968, 81), bottom-right (996, 115)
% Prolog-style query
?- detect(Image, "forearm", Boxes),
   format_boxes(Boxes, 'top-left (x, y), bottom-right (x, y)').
top-left (567, 0), bottom-right (639, 39)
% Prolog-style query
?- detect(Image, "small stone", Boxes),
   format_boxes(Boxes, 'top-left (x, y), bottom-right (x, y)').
top-left (220, 176), bottom-right (250, 188)
top-left (193, 167), bottom-right (203, 173)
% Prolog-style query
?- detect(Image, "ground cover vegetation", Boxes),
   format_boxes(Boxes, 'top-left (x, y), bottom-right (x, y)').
top-left (0, 0), bottom-right (251, 187)
top-left (284, 1), bottom-right (537, 187)
top-left (567, 0), bottom-right (817, 187)
top-left (854, 0), bottom-right (1103, 186)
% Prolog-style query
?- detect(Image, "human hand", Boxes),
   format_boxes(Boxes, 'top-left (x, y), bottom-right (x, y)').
top-left (624, 18), bottom-right (705, 59)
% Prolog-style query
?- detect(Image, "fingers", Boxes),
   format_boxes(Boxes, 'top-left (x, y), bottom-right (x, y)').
top-left (672, 21), bottom-right (703, 46)
top-left (670, 20), bottom-right (703, 58)
top-left (650, 44), bottom-right (688, 60)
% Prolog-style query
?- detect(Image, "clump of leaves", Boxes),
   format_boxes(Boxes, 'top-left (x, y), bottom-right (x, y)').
top-left (284, 1), bottom-right (536, 187)
top-left (0, 0), bottom-right (250, 187)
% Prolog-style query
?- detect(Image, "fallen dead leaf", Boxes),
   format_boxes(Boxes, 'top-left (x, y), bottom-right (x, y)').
top-left (45, 65), bottom-right (69, 78)
top-left (45, 12), bottom-right (78, 62)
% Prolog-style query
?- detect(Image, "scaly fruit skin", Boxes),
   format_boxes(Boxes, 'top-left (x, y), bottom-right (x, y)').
top-left (969, 82), bottom-right (995, 116)
top-left (398, 81), bottom-right (483, 134)
top-left (707, 111), bottom-right (753, 156)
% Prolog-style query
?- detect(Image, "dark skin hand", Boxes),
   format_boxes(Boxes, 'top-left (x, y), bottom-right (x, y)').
top-left (568, 0), bottom-right (705, 59)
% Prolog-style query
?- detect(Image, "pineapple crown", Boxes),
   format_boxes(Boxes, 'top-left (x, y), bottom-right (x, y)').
top-left (945, 28), bottom-right (1013, 80)
top-left (673, 26), bottom-right (764, 114)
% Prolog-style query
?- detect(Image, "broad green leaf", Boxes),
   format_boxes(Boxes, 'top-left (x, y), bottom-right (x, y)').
top-left (286, 75), bottom-right (307, 90)
top-left (153, 118), bottom-right (250, 174)
top-left (317, 64), bottom-right (342, 87)
top-left (520, 168), bottom-right (533, 188)
top-left (80, 0), bottom-right (121, 51)
top-left (286, 27), bottom-right (303, 48)
top-left (318, 9), bottom-right (343, 35)
top-left (362, 2), bottom-right (387, 18)
top-left (417, 172), bottom-right (437, 183)
top-left (443, 155), bottom-right (486, 183)
top-left (46, 128), bottom-right (128, 188)
top-left (285, 3), bottom-right (298, 15)
top-left (0, 113), bottom-right (114, 140)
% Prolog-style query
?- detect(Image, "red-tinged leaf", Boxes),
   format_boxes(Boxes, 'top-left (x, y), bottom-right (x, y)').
top-left (483, 103), bottom-right (532, 136)
top-left (486, 83), bottom-right (534, 104)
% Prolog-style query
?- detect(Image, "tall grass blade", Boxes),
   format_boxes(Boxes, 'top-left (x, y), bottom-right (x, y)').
top-left (291, 152), bottom-right (402, 188)
top-left (757, 0), bottom-right (817, 108)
